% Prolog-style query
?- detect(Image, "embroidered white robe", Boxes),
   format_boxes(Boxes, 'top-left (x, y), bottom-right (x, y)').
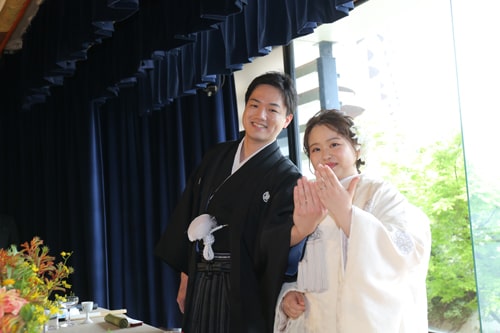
top-left (274, 174), bottom-right (431, 333)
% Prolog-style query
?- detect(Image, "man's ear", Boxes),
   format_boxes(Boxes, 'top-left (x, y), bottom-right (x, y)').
top-left (283, 114), bottom-right (294, 129)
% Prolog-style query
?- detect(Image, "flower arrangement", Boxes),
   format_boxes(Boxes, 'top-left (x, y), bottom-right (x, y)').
top-left (0, 237), bottom-right (74, 333)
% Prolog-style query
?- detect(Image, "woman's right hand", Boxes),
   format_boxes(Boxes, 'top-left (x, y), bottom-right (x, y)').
top-left (282, 290), bottom-right (306, 319)
top-left (291, 177), bottom-right (326, 245)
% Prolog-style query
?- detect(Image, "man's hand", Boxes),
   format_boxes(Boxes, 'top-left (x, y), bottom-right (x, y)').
top-left (177, 272), bottom-right (188, 313)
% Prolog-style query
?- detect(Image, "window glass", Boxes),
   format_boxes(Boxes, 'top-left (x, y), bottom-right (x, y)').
top-left (451, 1), bottom-right (500, 332)
top-left (292, 1), bottom-right (480, 331)
top-left (294, 1), bottom-right (461, 179)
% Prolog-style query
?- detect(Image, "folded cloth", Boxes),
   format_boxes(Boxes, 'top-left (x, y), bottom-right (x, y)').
top-left (104, 313), bottom-right (143, 328)
top-left (104, 314), bottom-right (128, 328)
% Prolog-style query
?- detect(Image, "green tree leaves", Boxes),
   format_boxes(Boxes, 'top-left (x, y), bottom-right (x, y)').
top-left (384, 134), bottom-right (476, 329)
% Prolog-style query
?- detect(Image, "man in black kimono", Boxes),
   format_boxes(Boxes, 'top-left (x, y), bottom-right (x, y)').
top-left (155, 72), bottom-right (319, 333)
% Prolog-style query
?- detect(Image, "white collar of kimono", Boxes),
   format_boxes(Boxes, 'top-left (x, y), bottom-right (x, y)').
top-left (231, 138), bottom-right (273, 174)
top-left (339, 173), bottom-right (362, 188)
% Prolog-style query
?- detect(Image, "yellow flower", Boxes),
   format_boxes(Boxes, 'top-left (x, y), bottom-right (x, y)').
top-left (61, 251), bottom-right (73, 259)
top-left (48, 304), bottom-right (59, 315)
top-left (2, 278), bottom-right (15, 286)
top-left (0, 237), bottom-right (74, 332)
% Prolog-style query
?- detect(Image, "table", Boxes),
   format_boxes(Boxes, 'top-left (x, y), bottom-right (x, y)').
top-left (50, 308), bottom-right (180, 333)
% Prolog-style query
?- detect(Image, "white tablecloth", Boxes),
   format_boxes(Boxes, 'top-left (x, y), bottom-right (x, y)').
top-left (50, 308), bottom-right (178, 333)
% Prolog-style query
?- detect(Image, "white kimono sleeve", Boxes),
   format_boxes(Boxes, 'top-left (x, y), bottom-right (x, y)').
top-left (274, 282), bottom-right (306, 333)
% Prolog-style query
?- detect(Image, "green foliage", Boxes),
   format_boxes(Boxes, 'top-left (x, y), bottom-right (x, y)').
top-left (465, 163), bottom-right (500, 325)
top-left (383, 134), bottom-right (477, 329)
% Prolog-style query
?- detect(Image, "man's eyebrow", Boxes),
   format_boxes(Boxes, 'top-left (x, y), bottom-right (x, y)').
top-left (248, 98), bottom-right (282, 109)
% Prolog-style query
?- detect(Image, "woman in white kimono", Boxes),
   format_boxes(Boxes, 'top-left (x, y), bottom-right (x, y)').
top-left (275, 109), bottom-right (432, 333)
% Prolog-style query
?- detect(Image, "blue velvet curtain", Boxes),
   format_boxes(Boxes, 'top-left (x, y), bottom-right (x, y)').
top-left (0, 72), bottom-right (239, 328)
top-left (87, 80), bottom-right (239, 326)
top-left (0, 0), bottom-right (355, 328)
top-left (12, 0), bottom-right (353, 111)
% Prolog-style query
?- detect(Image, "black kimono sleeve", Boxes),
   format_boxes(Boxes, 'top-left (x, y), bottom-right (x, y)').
top-left (154, 164), bottom-right (203, 274)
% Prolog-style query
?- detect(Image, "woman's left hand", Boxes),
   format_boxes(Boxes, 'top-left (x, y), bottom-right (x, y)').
top-left (282, 290), bottom-right (306, 319)
top-left (314, 164), bottom-right (359, 236)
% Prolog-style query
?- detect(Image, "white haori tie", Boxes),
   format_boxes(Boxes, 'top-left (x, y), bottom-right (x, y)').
top-left (187, 214), bottom-right (227, 260)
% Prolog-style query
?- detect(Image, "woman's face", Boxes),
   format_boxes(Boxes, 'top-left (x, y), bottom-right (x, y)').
top-left (307, 124), bottom-right (359, 180)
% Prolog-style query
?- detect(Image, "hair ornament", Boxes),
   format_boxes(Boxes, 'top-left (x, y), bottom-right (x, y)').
top-left (350, 124), bottom-right (368, 163)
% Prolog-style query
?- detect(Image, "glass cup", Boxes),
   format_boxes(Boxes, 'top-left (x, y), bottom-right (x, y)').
top-left (81, 301), bottom-right (94, 324)
top-left (44, 309), bottom-right (59, 331)
top-left (60, 295), bottom-right (79, 327)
